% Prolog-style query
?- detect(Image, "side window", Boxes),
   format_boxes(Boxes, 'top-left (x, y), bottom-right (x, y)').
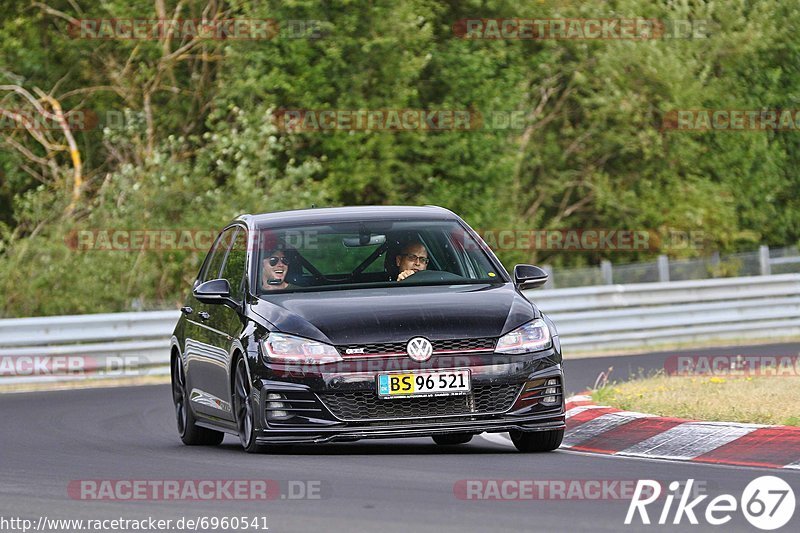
top-left (220, 228), bottom-right (248, 302)
top-left (201, 228), bottom-right (236, 283)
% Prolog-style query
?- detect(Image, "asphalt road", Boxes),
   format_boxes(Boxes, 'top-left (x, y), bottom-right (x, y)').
top-left (1, 344), bottom-right (799, 533)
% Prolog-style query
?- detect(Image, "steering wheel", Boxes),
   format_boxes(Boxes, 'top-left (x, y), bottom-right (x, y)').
top-left (397, 270), bottom-right (466, 283)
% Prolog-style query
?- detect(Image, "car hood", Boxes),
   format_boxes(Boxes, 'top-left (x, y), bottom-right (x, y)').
top-left (251, 283), bottom-right (538, 345)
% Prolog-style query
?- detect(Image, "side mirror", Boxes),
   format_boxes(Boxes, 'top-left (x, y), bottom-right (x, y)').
top-left (513, 264), bottom-right (549, 290)
top-left (193, 278), bottom-right (233, 305)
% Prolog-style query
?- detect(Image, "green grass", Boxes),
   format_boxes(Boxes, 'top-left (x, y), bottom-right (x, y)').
top-left (591, 374), bottom-right (800, 426)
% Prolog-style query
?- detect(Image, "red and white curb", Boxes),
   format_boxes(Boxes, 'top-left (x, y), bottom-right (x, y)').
top-left (480, 395), bottom-right (800, 470)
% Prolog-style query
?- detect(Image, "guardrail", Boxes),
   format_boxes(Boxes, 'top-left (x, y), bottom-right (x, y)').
top-left (526, 273), bottom-right (800, 351)
top-left (544, 244), bottom-right (800, 288)
top-left (1, 273), bottom-right (799, 385)
top-left (0, 310), bottom-right (177, 385)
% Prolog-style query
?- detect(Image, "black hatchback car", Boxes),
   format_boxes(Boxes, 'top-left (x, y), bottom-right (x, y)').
top-left (170, 206), bottom-right (565, 453)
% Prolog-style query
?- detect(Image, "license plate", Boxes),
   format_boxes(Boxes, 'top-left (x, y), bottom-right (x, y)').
top-left (377, 369), bottom-right (471, 398)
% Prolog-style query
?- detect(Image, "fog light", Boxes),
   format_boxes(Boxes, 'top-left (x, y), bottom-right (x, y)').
top-left (545, 387), bottom-right (557, 395)
top-left (266, 393), bottom-right (289, 419)
top-left (546, 379), bottom-right (558, 386)
top-left (542, 396), bottom-right (557, 404)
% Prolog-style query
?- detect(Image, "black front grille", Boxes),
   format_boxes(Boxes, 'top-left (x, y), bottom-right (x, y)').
top-left (339, 342), bottom-right (407, 356)
top-left (318, 384), bottom-right (521, 421)
top-left (434, 338), bottom-right (496, 352)
top-left (338, 337), bottom-right (496, 356)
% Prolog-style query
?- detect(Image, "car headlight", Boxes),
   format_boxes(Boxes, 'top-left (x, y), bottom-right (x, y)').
top-left (495, 319), bottom-right (552, 354)
top-left (262, 332), bottom-right (342, 364)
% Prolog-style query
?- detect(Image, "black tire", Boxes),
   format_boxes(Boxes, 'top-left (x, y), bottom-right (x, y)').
top-left (509, 429), bottom-right (564, 452)
top-left (432, 433), bottom-right (473, 445)
top-left (232, 357), bottom-right (293, 454)
top-left (171, 355), bottom-right (224, 446)
top-left (233, 357), bottom-right (263, 453)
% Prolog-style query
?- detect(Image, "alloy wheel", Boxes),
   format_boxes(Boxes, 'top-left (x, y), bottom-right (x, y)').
top-left (234, 358), bottom-right (254, 448)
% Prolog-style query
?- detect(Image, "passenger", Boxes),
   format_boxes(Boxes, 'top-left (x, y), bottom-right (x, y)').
top-left (395, 241), bottom-right (430, 281)
top-left (261, 248), bottom-right (296, 291)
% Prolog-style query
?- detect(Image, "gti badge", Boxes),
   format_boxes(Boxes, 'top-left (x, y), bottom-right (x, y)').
top-left (406, 337), bottom-right (433, 362)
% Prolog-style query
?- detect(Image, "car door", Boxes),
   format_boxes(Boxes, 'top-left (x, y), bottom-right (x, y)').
top-left (183, 226), bottom-right (237, 420)
top-left (203, 226), bottom-right (248, 420)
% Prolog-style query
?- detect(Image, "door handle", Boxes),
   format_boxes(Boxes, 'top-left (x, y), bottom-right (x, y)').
top-left (181, 306), bottom-right (193, 315)
top-left (198, 311), bottom-right (211, 320)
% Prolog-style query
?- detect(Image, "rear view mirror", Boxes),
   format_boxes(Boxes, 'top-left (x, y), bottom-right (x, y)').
top-left (342, 234), bottom-right (386, 247)
top-left (513, 264), bottom-right (549, 290)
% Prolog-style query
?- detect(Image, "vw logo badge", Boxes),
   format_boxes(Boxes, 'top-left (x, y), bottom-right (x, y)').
top-left (406, 337), bottom-right (433, 362)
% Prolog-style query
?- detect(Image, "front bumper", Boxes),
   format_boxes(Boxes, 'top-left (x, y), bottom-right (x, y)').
top-left (252, 355), bottom-right (565, 444)
top-left (255, 413), bottom-right (565, 444)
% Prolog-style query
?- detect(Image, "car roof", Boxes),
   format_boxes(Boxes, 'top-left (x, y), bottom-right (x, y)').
top-left (239, 205), bottom-right (460, 228)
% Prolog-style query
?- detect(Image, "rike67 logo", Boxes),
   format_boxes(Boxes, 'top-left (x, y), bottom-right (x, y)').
top-left (626, 477), bottom-right (795, 530)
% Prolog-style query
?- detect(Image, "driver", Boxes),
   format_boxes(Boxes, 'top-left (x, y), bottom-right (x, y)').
top-left (395, 241), bottom-right (429, 281)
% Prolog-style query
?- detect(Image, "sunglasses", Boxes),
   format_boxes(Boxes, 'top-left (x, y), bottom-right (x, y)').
top-left (267, 256), bottom-right (290, 267)
top-left (400, 254), bottom-right (430, 265)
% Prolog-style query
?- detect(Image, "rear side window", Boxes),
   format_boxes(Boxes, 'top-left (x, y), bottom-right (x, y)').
top-left (220, 229), bottom-right (248, 301)
top-left (201, 228), bottom-right (237, 283)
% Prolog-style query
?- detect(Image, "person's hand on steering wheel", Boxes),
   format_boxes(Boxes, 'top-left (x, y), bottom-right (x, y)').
top-left (397, 269), bottom-right (417, 281)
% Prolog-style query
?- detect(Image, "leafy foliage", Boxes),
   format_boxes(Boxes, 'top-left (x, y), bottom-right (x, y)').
top-left (0, 0), bottom-right (799, 316)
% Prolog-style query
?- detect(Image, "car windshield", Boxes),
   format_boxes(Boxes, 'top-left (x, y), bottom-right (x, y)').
top-left (254, 219), bottom-right (506, 294)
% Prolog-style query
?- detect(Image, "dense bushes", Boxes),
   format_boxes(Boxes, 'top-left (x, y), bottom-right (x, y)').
top-left (1, 0), bottom-right (798, 316)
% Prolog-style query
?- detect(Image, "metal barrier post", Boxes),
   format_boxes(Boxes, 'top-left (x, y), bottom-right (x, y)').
top-left (542, 264), bottom-right (554, 289)
top-left (759, 245), bottom-right (771, 276)
top-left (657, 255), bottom-right (670, 282)
top-left (600, 260), bottom-right (613, 285)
